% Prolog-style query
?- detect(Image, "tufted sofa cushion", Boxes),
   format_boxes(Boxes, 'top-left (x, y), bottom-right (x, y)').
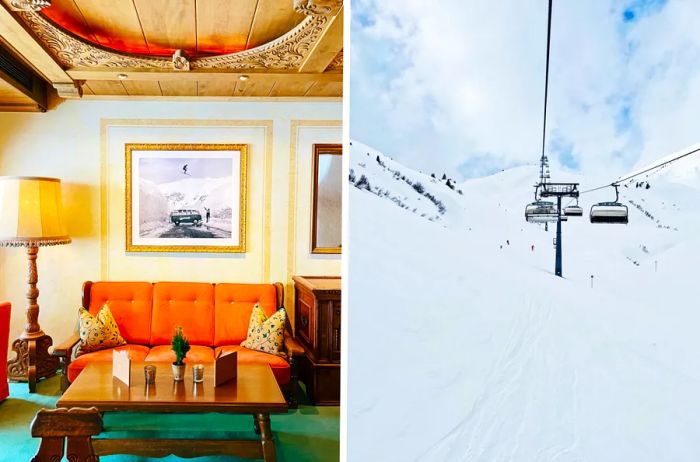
top-left (88, 282), bottom-right (153, 344)
top-left (215, 345), bottom-right (290, 384)
top-left (214, 283), bottom-right (278, 346)
top-left (67, 344), bottom-right (150, 382)
top-left (150, 282), bottom-right (215, 346)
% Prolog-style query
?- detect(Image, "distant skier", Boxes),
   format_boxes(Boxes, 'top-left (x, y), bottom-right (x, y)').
top-left (531, 244), bottom-right (535, 251)
top-left (182, 164), bottom-right (188, 175)
top-left (205, 207), bottom-right (211, 223)
top-left (506, 240), bottom-right (510, 246)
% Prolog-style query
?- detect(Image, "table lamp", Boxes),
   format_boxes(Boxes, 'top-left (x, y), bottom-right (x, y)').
top-left (0, 176), bottom-right (71, 392)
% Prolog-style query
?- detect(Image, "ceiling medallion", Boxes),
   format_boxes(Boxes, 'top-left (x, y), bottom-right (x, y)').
top-left (172, 50), bottom-right (190, 71)
top-left (10, 0), bottom-right (50, 11)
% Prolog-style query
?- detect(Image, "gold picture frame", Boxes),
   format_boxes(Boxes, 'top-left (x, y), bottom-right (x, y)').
top-left (125, 143), bottom-right (247, 253)
top-left (311, 143), bottom-right (342, 254)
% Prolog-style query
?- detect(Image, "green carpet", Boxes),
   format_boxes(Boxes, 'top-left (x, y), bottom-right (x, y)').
top-left (0, 377), bottom-right (339, 462)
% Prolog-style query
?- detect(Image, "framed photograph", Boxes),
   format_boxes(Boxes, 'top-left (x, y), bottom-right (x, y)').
top-left (311, 143), bottom-right (342, 254)
top-left (125, 143), bottom-right (247, 253)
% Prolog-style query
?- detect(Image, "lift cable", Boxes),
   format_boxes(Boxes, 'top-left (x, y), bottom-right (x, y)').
top-left (538, 0), bottom-right (554, 186)
top-left (578, 145), bottom-right (700, 195)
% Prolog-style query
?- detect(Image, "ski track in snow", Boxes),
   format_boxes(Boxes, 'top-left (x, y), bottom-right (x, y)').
top-left (348, 140), bottom-right (700, 461)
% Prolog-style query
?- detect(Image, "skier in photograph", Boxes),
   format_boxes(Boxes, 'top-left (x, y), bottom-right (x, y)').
top-left (205, 207), bottom-right (211, 223)
top-left (531, 244), bottom-right (535, 251)
top-left (182, 164), bottom-right (188, 175)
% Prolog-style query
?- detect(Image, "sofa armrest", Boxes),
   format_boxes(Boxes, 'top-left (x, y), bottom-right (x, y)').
top-left (52, 333), bottom-right (80, 358)
top-left (284, 335), bottom-right (305, 357)
top-left (53, 333), bottom-right (80, 392)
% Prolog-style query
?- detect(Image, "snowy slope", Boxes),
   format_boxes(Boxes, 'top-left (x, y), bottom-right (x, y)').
top-left (621, 143), bottom-right (700, 190)
top-left (139, 178), bottom-right (170, 224)
top-left (348, 141), bottom-right (700, 461)
top-left (157, 176), bottom-right (233, 218)
top-left (350, 141), bottom-right (468, 226)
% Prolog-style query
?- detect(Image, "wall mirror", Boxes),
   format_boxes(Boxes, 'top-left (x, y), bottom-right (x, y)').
top-left (311, 144), bottom-right (342, 254)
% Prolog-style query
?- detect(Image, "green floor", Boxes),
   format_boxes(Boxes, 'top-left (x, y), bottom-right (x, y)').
top-left (0, 377), bottom-right (339, 462)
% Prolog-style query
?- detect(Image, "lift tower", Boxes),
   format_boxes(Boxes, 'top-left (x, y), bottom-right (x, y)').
top-left (540, 182), bottom-right (579, 277)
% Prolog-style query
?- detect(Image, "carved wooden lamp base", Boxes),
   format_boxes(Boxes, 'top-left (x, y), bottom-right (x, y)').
top-left (7, 334), bottom-right (60, 393)
top-left (0, 176), bottom-right (71, 394)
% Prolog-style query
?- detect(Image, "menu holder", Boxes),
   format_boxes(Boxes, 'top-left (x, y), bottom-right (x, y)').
top-left (112, 350), bottom-right (131, 386)
top-left (214, 350), bottom-right (237, 387)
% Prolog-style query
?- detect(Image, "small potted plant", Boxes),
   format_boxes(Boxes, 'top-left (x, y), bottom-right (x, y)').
top-left (171, 326), bottom-right (190, 381)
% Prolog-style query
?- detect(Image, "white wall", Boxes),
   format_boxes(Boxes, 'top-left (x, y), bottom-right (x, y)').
top-left (0, 99), bottom-right (341, 359)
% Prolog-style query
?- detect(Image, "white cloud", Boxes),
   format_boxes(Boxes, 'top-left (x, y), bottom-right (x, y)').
top-left (350, 0), bottom-right (700, 182)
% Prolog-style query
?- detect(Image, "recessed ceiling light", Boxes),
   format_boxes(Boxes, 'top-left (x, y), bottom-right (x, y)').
top-left (239, 75), bottom-right (249, 81)
top-left (117, 73), bottom-right (128, 80)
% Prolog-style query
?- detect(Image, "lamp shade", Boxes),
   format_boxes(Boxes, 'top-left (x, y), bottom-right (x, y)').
top-left (0, 176), bottom-right (71, 247)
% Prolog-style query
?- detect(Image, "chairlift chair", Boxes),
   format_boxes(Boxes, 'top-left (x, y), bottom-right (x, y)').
top-left (590, 185), bottom-right (628, 224)
top-left (525, 200), bottom-right (558, 223)
top-left (563, 204), bottom-right (583, 216)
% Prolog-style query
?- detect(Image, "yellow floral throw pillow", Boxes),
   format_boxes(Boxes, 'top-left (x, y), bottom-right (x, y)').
top-left (241, 304), bottom-right (287, 357)
top-left (76, 305), bottom-right (126, 356)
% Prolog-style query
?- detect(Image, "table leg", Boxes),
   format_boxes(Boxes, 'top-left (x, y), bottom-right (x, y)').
top-left (66, 436), bottom-right (98, 461)
top-left (255, 413), bottom-right (276, 462)
top-left (30, 436), bottom-right (64, 462)
top-left (253, 415), bottom-right (261, 434)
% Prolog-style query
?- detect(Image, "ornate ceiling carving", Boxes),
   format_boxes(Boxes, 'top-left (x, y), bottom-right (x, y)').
top-left (293, 0), bottom-right (343, 15)
top-left (327, 50), bottom-right (343, 71)
top-left (17, 3), bottom-right (341, 72)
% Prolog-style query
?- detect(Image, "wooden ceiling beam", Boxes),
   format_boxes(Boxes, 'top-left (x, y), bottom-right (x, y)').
top-left (299, 6), bottom-right (343, 73)
top-left (0, 2), bottom-right (76, 93)
top-left (0, 103), bottom-right (44, 111)
top-left (66, 68), bottom-right (342, 83)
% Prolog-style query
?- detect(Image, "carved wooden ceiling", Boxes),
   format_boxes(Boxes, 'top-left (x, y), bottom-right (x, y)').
top-left (0, 0), bottom-right (342, 109)
top-left (42, 0), bottom-right (307, 56)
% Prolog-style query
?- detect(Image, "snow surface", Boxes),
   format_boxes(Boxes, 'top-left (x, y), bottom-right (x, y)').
top-left (157, 175), bottom-right (234, 220)
top-left (137, 175), bottom-right (234, 236)
top-left (348, 140), bottom-right (700, 461)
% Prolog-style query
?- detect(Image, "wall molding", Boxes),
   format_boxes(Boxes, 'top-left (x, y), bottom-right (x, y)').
top-left (99, 118), bottom-right (274, 281)
top-left (286, 119), bottom-right (342, 309)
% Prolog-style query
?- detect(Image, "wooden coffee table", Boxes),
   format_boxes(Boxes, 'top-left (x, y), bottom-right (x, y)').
top-left (35, 362), bottom-right (288, 461)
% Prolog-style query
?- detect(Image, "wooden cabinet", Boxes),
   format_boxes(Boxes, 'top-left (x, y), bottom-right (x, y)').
top-left (292, 276), bottom-right (341, 405)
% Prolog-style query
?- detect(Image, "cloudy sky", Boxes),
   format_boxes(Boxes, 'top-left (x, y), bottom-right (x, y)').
top-left (139, 157), bottom-right (232, 184)
top-left (350, 0), bottom-right (700, 181)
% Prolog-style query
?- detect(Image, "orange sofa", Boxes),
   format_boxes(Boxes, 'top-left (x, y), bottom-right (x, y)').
top-left (0, 302), bottom-right (9, 401)
top-left (53, 281), bottom-right (304, 405)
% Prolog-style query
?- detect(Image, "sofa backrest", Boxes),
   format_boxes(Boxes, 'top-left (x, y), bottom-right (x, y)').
top-left (84, 281), bottom-right (281, 347)
top-left (86, 282), bottom-right (153, 344)
top-left (151, 282), bottom-right (214, 346)
top-left (214, 283), bottom-right (278, 346)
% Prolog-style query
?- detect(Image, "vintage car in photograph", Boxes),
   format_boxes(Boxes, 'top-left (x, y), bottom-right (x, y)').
top-left (169, 209), bottom-right (203, 226)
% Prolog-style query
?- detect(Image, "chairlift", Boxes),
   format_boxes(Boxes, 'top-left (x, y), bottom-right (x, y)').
top-left (590, 185), bottom-right (628, 224)
top-left (525, 200), bottom-right (558, 223)
top-left (563, 200), bottom-right (583, 217)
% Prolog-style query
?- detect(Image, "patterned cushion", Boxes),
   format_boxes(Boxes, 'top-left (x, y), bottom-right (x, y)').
top-left (241, 304), bottom-right (287, 357)
top-left (76, 305), bottom-right (126, 356)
